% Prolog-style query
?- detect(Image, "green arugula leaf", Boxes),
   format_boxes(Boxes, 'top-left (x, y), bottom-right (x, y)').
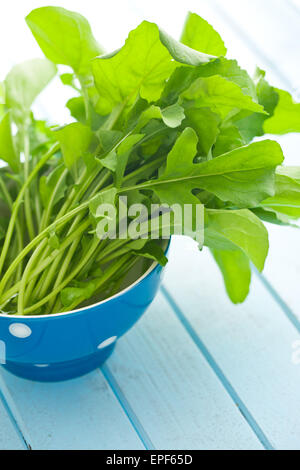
top-left (260, 167), bottom-right (300, 218)
top-left (66, 97), bottom-right (86, 124)
top-left (237, 68), bottom-right (279, 141)
top-left (48, 230), bottom-right (60, 250)
top-left (182, 75), bottom-right (266, 119)
top-left (206, 207), bottom-right (268, 271)
top-left (55, 122), bottom-right (94, 170)
top-left (28, 118), bottom-right (55, 153)
top-left (277, 166), bottom-right (300, 184)
top-left (132, 240), bottom-right (168, 266)
top-left (160, 58), bottom-right (257, 108)
top-left (181, 12), bottom-right (227, 56)
top-left (160, 66), bottom-right (198, 107)
top-left (5, 59), bottom-right (56, 124)
top-left (39, 164), bottom-right (68, 208)
top-left (97, 130), bottom-right (123, 171)
top-left (115, 134), bottom-right (144, 187)
top-left (93, 21), bottom-right (176, 115)
top-left (159, 29), bottom-right (215, 66)
top-left (185, 108), bottom-right (220, 156)
top-left (89, 188), bottom-right (117, 218)
top-left (264, 88), bottom-right (300, 134)
top-left (206, 208), bottom-right (269, 302)
top-left (161, 103), bottom-right (185, 128)
top-left (213, 123), bottom-right (245, 157)
top-left (67, 96), bottom-right (105, 130)
top-left (252, 207), bottom-right (296, 226)
top-left (147, 137), bottom-right (283, 208)
top-left (103, 239), bottom-right (149, 261)
top-left (92, 20), bottom-right (215, 116)
top-left (61, 279), bottom-right (99, 307)
top-left (211, 248), bottom-right (251, 304)
top-left (26, 6), bottom-right (102, 74)
top-left (99, 150), bottom-right (118, 172)
top-left (134, 104), bottom-right (184, 132)
top-left (0, 112), bottom-right (19, 172)
top-left (151, 127), bottom-right (200, 205)
top-left (196, 58), bottom-right (257, 98)
top-left (98, 130), bottom-right (123, 152)
top-left (60, 73), bottom-right (79, 90)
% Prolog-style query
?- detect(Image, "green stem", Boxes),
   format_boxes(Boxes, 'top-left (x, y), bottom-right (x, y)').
top-left (0, 148), bottom-right (166, 310)
top-left (17, 238), bottom-right (48, 315)
top-left (96, 238), bottom-right (129, 262)
top-left (34, 169), bottom-right (111, 306)
top-left (121, 155), bottom-right (165, 187)
top-left (0, 195), bottom-right (88, 298)
top-left (32, 208), bottom-right (87, 304)
top-left (51, 298), bottom-right (63, 315)
top-left (19, 156), bottom-right (164, 302)
top-left (78, 75), bottom-right (91, 126)
top-left (0, 176), bottom-right (24, 280)
top-left (22, 237), bottom-right (100, 315)
top-left (24, 277), bottom-right (39, 307)
top-left (79, 169), bottom-right (111, 203)
top-left (34, 189), bottom-right (42, 229)
top-left (55, 167), bottom-right (88, 220)
top-left (106, 256), bottom-right (140, 298)
top-left (0, 142), bottom-right (59, 278)
top-left (40, 168), bottom-right (69, 231)
top-left (23, 130), bottom-right (35, 240)
top-left (45, 237), bottom-right (81, 313)
top-left (32, 156), bottom-right (42, 229)
top-left (61, 253), bottom-right (131, 312)
top-left (101, 102), bottom-right (125, 131)
top-left (1, 218), bottom-right (91, 309)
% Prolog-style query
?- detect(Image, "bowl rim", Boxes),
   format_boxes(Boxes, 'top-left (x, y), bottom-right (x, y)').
top-left (1, 239), bottom-right (171, 320)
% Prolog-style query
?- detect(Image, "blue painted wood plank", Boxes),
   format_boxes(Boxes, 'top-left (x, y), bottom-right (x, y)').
top-left (0, 398), bottom-right (24, 450)
top-left (0, 369), bottom-right (144, 450)
top-left (106, 292), bottom-right (264, 450)
top-left (163, 237), bottom-right (300, 450)
top-left (0, 373), bottom-right (32, 449)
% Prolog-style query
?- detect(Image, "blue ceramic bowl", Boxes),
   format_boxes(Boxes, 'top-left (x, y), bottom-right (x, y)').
top-left (0, 240), bottom-right (169, 382)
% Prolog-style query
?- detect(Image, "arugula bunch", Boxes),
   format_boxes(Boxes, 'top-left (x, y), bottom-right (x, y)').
top-left (0, 7), bottom-right (299, 315)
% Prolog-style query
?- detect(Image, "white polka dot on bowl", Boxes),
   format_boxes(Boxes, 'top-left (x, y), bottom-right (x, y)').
top-left (9, 323), bottom-right (32, 339)
top-left (97, 336), bottom-right (117, 350)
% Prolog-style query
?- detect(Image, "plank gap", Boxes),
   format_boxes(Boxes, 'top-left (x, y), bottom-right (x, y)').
top-left (0, 374), bottom-right (31, 450)
top-left (100, 365), bottom-right (155, 450)
top-left (160, 285), bottom-right (275, 451)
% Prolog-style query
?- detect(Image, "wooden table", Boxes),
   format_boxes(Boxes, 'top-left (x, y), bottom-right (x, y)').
top-left (0, 0), bottom-right (300, 450)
